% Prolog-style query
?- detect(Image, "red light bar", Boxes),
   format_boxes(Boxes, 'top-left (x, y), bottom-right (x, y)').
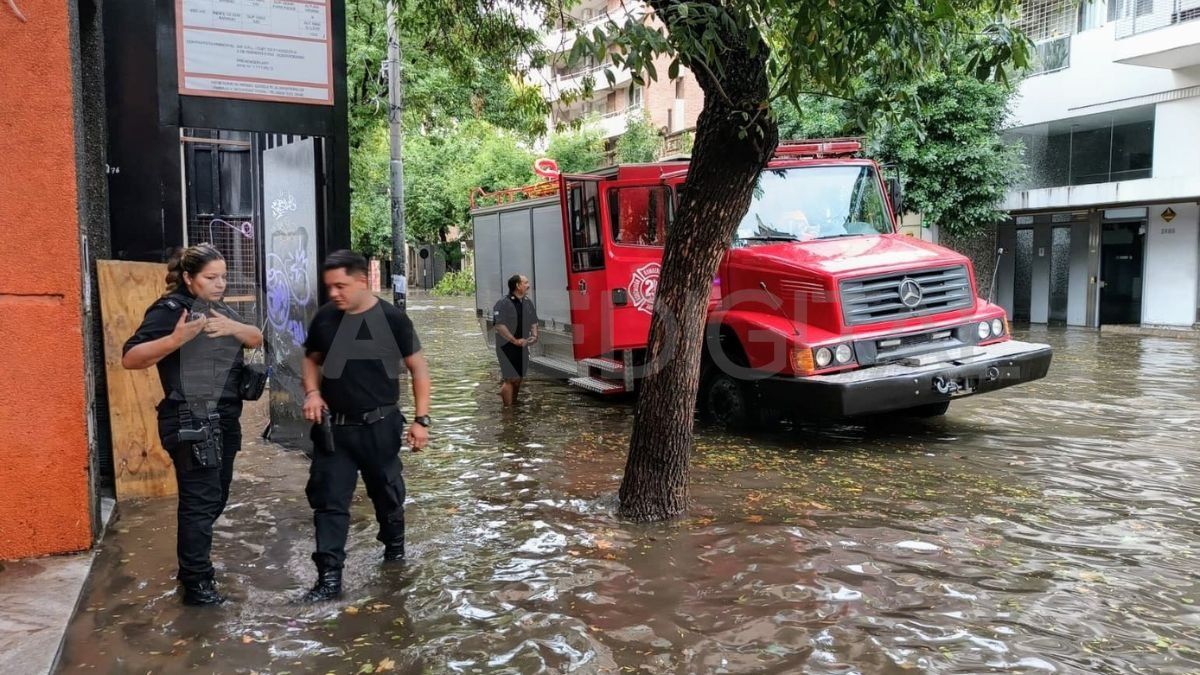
top-left (775, 137), bottom-right (863, 159)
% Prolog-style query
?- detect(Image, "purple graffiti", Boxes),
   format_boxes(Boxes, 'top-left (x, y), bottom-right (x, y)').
top-left (209, 218), bottom-right (254, 241)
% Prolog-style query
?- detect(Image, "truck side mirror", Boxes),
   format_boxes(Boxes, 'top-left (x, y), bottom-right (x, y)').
top-left (886, 177), bottom-right (905, 216)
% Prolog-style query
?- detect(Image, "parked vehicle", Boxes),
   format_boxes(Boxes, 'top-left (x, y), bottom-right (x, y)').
top-left (470, 139), bottom-right (1052, 426)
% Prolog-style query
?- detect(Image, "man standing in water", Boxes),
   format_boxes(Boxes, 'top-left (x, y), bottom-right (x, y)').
top-left (493, 273), bottom-right (538, 406)
top-left (299, 250), bottom-right (431, 602)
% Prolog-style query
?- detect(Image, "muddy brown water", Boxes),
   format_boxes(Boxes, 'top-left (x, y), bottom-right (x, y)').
top-left (59, 296), bottom-right (1200, 673)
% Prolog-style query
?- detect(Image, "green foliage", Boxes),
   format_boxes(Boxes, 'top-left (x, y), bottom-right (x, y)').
top-left (350, 123), bottom-right (392, 257)
top-left (546, 125), bottom-right (606, 173)
top-left (430, 269), bottom-right (476, 296)
top-left (345, 0), bottom-right (548, 257)
top-left (774, 95), bottom-right (853, 140)
top-left (563, 1), bottom-right (1028, 139)
top-left (871, 72), bottom-right (1023, 237)
top-left (616, 111), bottom-right (663, 163)
top-left (404, 121), bottom-right (536, 245)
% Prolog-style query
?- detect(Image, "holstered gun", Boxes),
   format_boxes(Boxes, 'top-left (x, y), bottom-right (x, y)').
top-left (164, 401), bottom-right (223, 469)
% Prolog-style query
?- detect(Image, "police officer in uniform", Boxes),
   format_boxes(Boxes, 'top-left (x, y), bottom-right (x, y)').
top-left (299, 250), bottom-right (431, 602)
top-left (122, 243), bottom-right (263, 605)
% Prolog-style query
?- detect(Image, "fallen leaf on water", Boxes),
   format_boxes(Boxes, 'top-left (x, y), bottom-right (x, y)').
top-left (378, 658), bottom-right (396, 671)
top-left (242, 635), bottom-right (254, 644)
top-left (746, 515), bottom-right (763, 523)
top-left (344, 606), bottom-right (360, 615)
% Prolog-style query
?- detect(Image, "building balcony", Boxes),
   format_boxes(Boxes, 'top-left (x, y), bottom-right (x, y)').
top-left (594, 108), bottom-right (633, 138)
top-left (543, 62), bottom-right (633, 101)
top-left (1114, 0), bottom-right (1200, 68)
top-left (542, 3), bottom-right (647, 54)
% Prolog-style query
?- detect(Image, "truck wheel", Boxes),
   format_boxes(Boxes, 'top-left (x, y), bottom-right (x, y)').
top-left (700, 372), bottom-right (756, 430)
top-left (903, 401), bottom-right (950, 418)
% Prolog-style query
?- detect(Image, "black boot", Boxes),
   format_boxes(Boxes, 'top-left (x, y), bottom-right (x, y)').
top-left (382, 542), bottom-right (405, 562)
top-left (181, 579), bottom-right (227, 606)
top-left (299, 568), bottom-right (343, 603)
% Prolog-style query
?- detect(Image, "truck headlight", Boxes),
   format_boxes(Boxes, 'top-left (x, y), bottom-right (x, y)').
top-left (815, 347), bottom-right (833, 368)
top-left (834, 344), bottom-right (854, 364)
top-left (991, 319), bottom-right (1004, 337)
top-left (977, 321), bottom-right (991, 340)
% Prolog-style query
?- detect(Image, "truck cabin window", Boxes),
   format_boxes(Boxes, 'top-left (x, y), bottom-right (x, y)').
top-left (568, 181), bottom-right (605, 271)
top-left (735, 166), bottom-right (892, 245)
top-left (608, 186), bottom-right (670, 247)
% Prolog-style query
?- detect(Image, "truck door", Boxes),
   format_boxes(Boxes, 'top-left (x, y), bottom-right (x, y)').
top-left (601, 179), bottom-right (671, 351)
top-left (561, 177), bottom-right (609, 360)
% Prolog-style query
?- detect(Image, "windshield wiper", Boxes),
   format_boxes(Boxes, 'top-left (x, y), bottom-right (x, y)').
top-left (740, 234), bottom-right (798, 242)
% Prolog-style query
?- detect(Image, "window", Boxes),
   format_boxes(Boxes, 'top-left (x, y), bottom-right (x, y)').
top-left (1078, 0), bottom-right (1107, 31)
top-left (675, 78), bottom-right (684, 99)
top-left (608, 186), bottom-right (671, 246)
top-left (735, 166), bottom-right (892, 243)
top-left (1005, 105), bottom-right (1155, 190)
top-left (568, 182), bottom-right (604, 271)
top-left (627, 84), bottom-right (643, 109)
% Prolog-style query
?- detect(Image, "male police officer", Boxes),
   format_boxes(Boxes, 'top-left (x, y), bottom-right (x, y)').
top-left (493, 273), bottom-right (538, 406)
top-left (299, 250), bottom-right (431, 602)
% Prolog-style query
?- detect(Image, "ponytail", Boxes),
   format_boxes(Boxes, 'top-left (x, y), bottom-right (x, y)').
top-left (163, 243), bottom-right (224, 296)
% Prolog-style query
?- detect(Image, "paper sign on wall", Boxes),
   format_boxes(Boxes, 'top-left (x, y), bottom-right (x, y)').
top-left (176, 0), bottom-right (334, 105)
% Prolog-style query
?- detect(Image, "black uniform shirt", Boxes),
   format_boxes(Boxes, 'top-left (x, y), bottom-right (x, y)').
top-left (123, 291), bottom-right (246, 406)
top-left (492, 294), bottom-right (538, 345)
top-left (304, 299), bottom-right (422, 413)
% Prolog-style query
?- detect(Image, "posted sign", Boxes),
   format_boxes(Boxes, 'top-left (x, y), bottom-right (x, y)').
top-left (176, 0), bottom-right (334, 105)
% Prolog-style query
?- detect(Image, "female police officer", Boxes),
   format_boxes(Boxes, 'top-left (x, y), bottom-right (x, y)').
top-left (122, 243), bottom-right (263, 605)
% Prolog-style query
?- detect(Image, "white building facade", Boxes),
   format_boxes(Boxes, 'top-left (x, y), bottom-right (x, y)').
top-left (999, 0), bottom-right (1200, 328)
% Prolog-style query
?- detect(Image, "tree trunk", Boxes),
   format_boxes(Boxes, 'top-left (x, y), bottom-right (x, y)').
top-left (617, 3), bottom-right (778, 521)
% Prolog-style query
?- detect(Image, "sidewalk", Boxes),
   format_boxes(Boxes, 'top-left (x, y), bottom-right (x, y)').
top-left (0, 498), bottom-right (115, 675)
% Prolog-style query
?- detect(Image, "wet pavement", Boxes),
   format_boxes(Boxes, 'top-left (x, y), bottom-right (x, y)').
top-left (59, 296), bottom-right (1200, 674)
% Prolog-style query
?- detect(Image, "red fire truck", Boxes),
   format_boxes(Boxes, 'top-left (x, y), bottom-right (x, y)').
top-left (470, 139), bottom-right (1052, 426)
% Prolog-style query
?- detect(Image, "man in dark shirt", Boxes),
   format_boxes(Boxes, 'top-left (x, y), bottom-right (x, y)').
top-left (493, 273), bottom-right (538, 406)
top-left (298, 250), bottom-right (431, 602)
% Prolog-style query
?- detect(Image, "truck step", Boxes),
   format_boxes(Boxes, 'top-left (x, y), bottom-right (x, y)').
top-left (530, 355), bottom-right (579, 377)
top-left (568, 376), bottom-right (626, 395)
top-left (580, 357), bottom-right (625, 373)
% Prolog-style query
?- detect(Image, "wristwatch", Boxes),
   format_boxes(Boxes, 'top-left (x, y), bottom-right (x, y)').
top-left (413, 415), bottom-right (431, 428)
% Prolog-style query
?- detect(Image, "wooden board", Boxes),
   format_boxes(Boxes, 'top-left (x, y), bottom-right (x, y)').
top-left (97, 260), bottom-right (176, 500)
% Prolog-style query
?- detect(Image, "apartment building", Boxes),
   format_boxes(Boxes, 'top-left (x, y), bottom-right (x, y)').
top-left (538, 0), bottom-right (704, 158)
top-left (998, 0), bottom-right (1200, 328)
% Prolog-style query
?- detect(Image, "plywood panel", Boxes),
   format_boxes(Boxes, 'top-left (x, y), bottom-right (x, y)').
top-left (97, 260), bottom-right (176, 499)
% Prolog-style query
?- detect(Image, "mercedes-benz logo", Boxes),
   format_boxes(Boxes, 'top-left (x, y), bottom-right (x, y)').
top-left (898, 278), bottom-right (923, 309)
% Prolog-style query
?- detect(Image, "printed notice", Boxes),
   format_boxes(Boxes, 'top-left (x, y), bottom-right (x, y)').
top-left (177, 0), bottom-right (333, 105)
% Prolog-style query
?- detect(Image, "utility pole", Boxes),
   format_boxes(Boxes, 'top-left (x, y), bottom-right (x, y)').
top-left (387, 0), bottom-right (406, 310)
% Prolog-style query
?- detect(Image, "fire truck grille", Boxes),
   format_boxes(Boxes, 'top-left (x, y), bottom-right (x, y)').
top-left (839, 266), bottom-right (973, 326)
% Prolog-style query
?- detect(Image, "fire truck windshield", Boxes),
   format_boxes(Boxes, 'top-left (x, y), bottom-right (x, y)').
top-left (734, 165), bottom-right (892, 244)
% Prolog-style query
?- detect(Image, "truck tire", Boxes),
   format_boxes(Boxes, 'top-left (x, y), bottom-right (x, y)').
top-left (902, 401), bottom-right (950, 418)
top-left (700, 371), bottom-right (757, 430)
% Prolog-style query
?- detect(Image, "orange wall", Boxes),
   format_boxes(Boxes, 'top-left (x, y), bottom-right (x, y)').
top-left (0, 1), bottom-right (93, 558)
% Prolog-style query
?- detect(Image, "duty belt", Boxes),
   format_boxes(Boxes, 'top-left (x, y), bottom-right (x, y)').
top-left (330, 404), bottom-right (399, 426)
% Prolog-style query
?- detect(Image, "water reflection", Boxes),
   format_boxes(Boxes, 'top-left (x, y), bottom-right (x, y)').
top-left (60, 308), bottom-right (1200, 673)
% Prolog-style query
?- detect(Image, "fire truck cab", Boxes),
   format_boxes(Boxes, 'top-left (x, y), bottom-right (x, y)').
top-left (471, 140), bottom-right (1052, 426)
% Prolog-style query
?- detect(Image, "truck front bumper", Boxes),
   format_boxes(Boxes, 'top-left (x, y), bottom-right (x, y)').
top-left (757, 339), bottom-right (1053, 418)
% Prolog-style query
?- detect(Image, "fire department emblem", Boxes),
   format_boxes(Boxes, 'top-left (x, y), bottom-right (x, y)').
top-left (629, 263), bottom-right (661, 315)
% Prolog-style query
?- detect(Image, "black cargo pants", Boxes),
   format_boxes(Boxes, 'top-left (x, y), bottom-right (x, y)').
top-left (158, 401), bottom-right (243, 585)
top-left (306, 410), bottom-right (407, 571)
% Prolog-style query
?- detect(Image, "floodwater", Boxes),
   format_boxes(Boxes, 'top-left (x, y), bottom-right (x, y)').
top-left (60, 296), bottom-right (1200, 674)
